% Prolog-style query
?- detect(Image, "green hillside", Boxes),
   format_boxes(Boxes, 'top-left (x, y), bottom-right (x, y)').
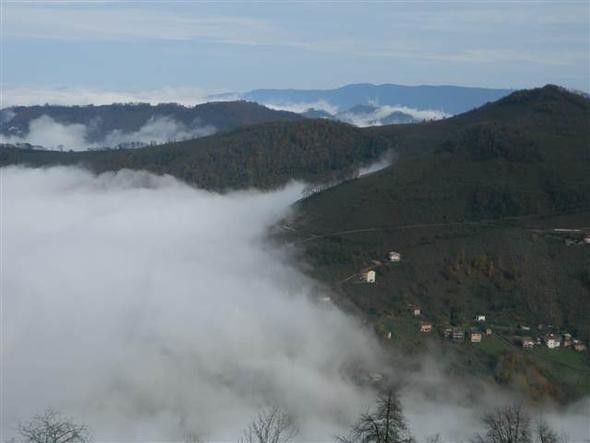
top-left (282, 86), bottom-right (590, 401)
top-left (1, 119), bottom-right (391, 191)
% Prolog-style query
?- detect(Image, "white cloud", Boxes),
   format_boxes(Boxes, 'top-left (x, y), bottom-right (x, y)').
top-left (2, 115), bottom-right (87, 149)
top-left (261, 100), bottom-right (340, 115)
top-left (1, 166), bottom-right (381, 441)
top-left (3, 5), bottom-right (278, 44)
top-left (2, 86), bottom-right (213, 107)
top-left (339, 105), bottom-right (449, 127)
top-left (2, 115), bottom-right (216, 150)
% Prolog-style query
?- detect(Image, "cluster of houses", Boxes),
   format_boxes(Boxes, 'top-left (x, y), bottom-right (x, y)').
top-left (413, 308), bottom-right (491, 343)
top-left (520, 332), bottom-right (587, 352)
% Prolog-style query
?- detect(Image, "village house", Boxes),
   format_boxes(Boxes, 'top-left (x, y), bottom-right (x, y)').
top-left (452, 329), bottom-right (465, 342)
top-left (408, 304), bottom-right (421, 317)
top-left (545, 333), bottom-right (562, 349)
top-left (521, 338), bottom-right (535, 349)
top-left (485, 328), bottom-right (493, 336)
top-left (362, 270), bottom-right (376, 283)
top-left (419, 320), bottom-right (433, 333)
top-left (573, 339), bottom-right (587, 352)
top-left (584, 233), bottom-right (590, 245)
top-left (475, 314), bottom-right (486, 322)
top-left (470, 330), bottom-right (483, 343)
top-left (443, 328), bottom-right (453, 338)
top-left (388, 251), bottom-right (402, 262)
top-left (562, 333), bottom-right (572, 348)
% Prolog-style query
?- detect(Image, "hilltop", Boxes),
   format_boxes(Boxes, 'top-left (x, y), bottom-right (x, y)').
top-left (281, 85), bottom-right (590, 401)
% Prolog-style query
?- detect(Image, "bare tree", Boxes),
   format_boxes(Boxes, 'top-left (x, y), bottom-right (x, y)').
top-left (15, 410), bottom-right (91, 443)
top-left (337, 389), bottom-right (415, 443)
top-left (425, 434), bottom-right (442, 443)
top-left (534, 418), bottom-right (569, 443)
top-left (183, 431), bottom-right (207, 443)
top-left (239, 406), bottom-right (298, 443)
top-left (472, 404), bottom-right (531, 443)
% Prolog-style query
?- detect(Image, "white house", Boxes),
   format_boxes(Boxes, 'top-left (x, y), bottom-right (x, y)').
top-left (388, 251), bottom-right (402, 262)
top-left (475, 315), bottom-right (486, 322)
top-left (363, 270), bottom-right (376, 283)
top-left (545, 333), bottom-right (562, 349)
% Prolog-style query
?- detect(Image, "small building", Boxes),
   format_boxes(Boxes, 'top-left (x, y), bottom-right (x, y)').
top-left (443, 328), bottom-right (453, 338)
top-left (386, 331), bottom-right (392, 340)
top-left (452, 329), bottom-right (465, 342)
top-left (362, 270), bottom-right (376, 283)
top-left (470, 331), bottom-right (483, 343)
top-left (419, 320), bottom-right (433, 333)
top-left (573, 339), bottom-right (587, 352)
top-left (545, 333), bottom-right (562, 349)
top-left (408, 304), bottom-right (421, 317)
top-left (519, 325), bottom-right (531, 331)
top-left (388, 251), bottom-right (402, 262)
top-left (485, 328), bottom-right (493, 336)
top-left (563, 333), bottom-right (572, 348)
top-left (583, 234), bottom-right (590, 245)
top-left (521, 338), bottom-right (535, 349)
top-left (475, 315), bottom-right (486, 322)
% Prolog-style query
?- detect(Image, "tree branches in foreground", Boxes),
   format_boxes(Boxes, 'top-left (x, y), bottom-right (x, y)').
top-left (472, 404), bottom-right (569, 443)
top-left (14, 409), bottom-right (91, 443)
top-left (336, 389), bottom-right (415, 443)
top-left (239, 406), bottom-right (298, 443)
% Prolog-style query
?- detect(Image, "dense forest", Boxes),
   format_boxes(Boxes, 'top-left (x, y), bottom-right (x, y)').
top-left (1, 119), bottom-right (392, 190)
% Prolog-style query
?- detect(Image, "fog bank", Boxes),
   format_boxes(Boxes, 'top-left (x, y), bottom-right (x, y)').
top-left (2, 166), bottom-right (588, 442)
top-left (1, 166), bottom-right (381, 441)
top-left (2, 115), bottom-right (216, 150)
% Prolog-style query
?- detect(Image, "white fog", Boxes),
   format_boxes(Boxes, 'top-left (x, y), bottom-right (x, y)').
top-left (2, 166), bottom-right (588, 442)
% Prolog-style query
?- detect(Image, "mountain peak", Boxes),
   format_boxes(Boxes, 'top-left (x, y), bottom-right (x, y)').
top-left (498, 84), bottom-right (589, 107)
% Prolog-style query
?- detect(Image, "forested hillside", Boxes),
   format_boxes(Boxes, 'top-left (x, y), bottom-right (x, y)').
top-left (282, 86), bottom-right (590, 401)
top-left (1, 119), bottom-right (391, 190)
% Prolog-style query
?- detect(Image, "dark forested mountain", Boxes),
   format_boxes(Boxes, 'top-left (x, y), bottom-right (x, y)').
top-left (242, 83), bottom-right (512, 115)
top-left (281, 85), bottom-right (590, 401)
top-left (1, 119), bottom-right (391, 190)
top-left (1, 101), bottom-right (303, 147)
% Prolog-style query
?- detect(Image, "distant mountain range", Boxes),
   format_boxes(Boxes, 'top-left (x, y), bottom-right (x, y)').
top-left (240, 83), bottom-right (513, 115)
top-left (1, 84), bottom-right (515, 150)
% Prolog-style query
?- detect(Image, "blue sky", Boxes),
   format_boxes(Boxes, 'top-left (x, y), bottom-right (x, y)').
top-left (1, 1), bottom-right (589, 104)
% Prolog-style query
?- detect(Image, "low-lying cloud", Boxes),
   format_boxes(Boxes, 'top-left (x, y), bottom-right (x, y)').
top-left (2, 166), bottom-right (588, 442)
top-left (2, 86), bottom-right (215, 107)
top-left (258, 100), bottom-right (450, 126)
top-left (2, 167), bottom-right (382, 441)
top-left (2, 115), bottom-right (216, 150)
